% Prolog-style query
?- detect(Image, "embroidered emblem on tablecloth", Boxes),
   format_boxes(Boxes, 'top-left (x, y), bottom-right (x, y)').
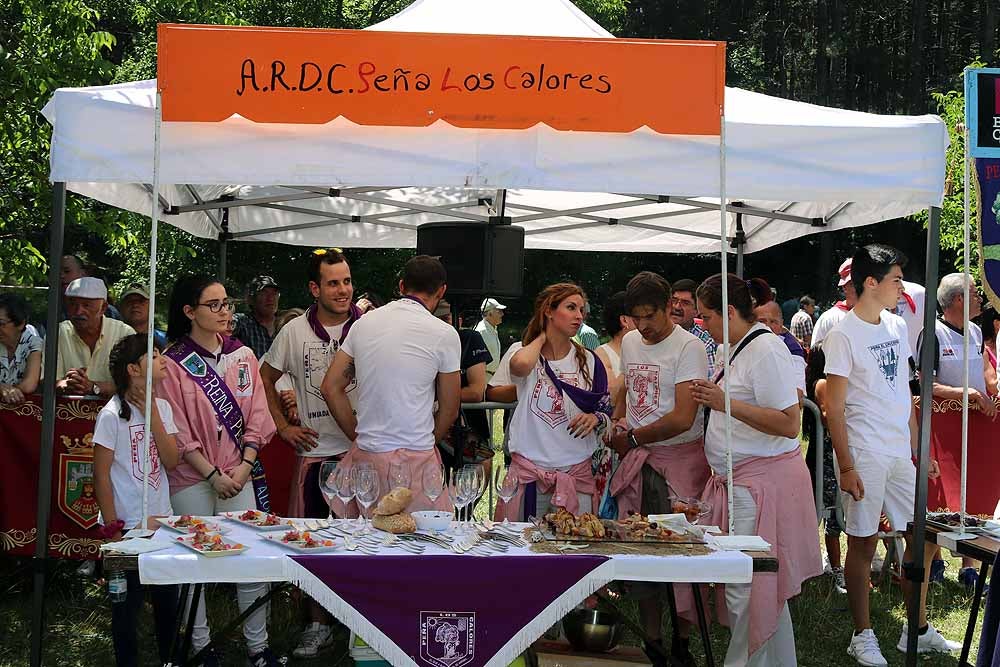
top-left (419, 611), bottom-right (475, 667)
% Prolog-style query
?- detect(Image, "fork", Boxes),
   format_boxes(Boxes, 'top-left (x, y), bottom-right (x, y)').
top-left (381, 534), bottom-right (425, 554)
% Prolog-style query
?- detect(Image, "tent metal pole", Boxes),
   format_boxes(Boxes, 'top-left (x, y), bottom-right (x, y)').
top-left (30, 181), bottom-right (67, 667)
top-left (219, 207), bottom-right (230, 283)
top-left (734, 212), bottom-right (745, 278)
top-left (906, 205), bottom-right (940, 666)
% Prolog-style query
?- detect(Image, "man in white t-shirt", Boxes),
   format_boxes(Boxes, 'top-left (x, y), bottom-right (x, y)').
top-left (812, 257), bottom-right (857, 348)
top-left (917, 273), bottom-right (995, 590)
top-left (260, 249), bottom-right (363, 658)
top-left (896, 281), bottom-right (926, 355)
top-left (323, 255), bottom-right (460, 510)
top-left (609, 272), bottom-right (709, 667)
top-left (824, 244), bottom-right (958, 666)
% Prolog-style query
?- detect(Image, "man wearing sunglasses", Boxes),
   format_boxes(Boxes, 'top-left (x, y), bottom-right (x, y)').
top-left (233, 275), bottom-right (281, 359)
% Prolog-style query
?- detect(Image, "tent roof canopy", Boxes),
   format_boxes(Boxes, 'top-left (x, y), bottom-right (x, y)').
top-left (42, 0), bottom-right (948, 254)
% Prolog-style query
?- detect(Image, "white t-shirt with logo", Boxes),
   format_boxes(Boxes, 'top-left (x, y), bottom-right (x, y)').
top-left (620, 327), bottom-right (708, 446)
top-left (342, 299), bottom-right (461, 452)
top-left (505, 342), bottom-right (601, 468)
top-left (920, 319), bottom-right (987, 396)
top-left (704, 324), bottom-right (801, 473)
top-left (262, 314), bottom-right (357, 457)
top-left (93, 396), bottom-right (178, 528)
top-left (824, 310), bottom-right (913, 459)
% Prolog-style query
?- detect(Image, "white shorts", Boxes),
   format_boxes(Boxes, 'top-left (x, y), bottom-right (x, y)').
top-left (842, 447), bottom-right (916, 537)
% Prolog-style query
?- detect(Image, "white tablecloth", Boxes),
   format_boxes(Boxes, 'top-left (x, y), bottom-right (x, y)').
top-left (139, 520), bottom-right (753, 586)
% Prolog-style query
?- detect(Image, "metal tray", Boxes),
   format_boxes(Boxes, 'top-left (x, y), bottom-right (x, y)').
top-left (532, 517), bottom-right (706, 546)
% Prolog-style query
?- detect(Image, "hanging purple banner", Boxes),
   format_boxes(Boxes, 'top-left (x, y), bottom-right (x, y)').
top-left (977, 159), bottom-right (1000, 310)
top-left (287, 554), bottom-right (614, 667)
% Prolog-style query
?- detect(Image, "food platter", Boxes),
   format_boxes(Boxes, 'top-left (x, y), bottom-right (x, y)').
top-left (925, 511), bottom-right (992, 533)
top-left (156, 515), bottom-right (230, 534)
top-left (175, 532), bottom-right (247, 557)
top-left (221, 510), bottom-right (295, 532)
top-left (536, 510), bottom-right (707, 545)
top-left (262, 530), bottom-right (340, 554)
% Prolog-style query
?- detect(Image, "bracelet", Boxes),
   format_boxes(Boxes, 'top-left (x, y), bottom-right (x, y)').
top-left (243, 442), bottom-right (260, 453)
top-left (839, 466), bottom-right (855, 475)
top-left (205, 466), bottom-right (221, 482)
top-left (241, 457), bottom-right (255, 467)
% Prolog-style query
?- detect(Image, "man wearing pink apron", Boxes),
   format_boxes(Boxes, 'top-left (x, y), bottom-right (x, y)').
top-left (323, 255), bottom-right (460, 516)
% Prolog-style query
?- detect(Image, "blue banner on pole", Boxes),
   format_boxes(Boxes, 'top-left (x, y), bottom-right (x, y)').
top-left (976, 158), bottom-right (1000, 310)
top-left (966, 68), bottom-right (1000, 159)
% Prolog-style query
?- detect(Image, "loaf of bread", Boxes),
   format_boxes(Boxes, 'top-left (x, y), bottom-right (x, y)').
top-left (372, 512), bottom-right (417, 534)
top-left (374, 487), bottom-right (413, 516)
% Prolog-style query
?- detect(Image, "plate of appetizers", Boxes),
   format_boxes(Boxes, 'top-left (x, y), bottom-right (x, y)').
top-left (222, 510), bottom-right (294, 531)
top-left (263, 529), bottom-right (340, 554)
top-left (175, 531), bottom-right (247, 557)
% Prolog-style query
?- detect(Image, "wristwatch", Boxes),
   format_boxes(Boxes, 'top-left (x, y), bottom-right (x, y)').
top-left (91, 383), bottom-right (100, 397)
top-left (627, 429), bottom-right (640, 450)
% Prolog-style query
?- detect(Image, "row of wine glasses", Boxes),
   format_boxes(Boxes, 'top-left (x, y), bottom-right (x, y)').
top-left (317, 460), bottom-right (523, 530)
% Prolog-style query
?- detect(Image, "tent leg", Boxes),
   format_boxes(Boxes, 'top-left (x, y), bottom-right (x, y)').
top-left (219, 235), bottom-right (228, 283)
top-left (734, 212), bottom-right (745, 278)
top-left (30, 182), bottom-right (67, 667)
top-left (905, 205), bottom-right (940, 667)
top-left (735, 241), bottom-right (744, 278)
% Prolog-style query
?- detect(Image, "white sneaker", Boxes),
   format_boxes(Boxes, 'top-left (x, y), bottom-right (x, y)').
top-left (870, 555), bottom-right (885, 574)
top-left (823, 555), bottom-right (833, 574)
top-left (848, 629), bottom-right (888, 666)
top-left (831, 566), bottom-right (847, 594)
top-left (293, 622), bottom-right (334, 658)
top-left (896, 623), bottom-right (961, 654)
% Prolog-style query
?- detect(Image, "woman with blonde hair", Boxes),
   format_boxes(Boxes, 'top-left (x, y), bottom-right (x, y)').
top-left (494, 282), bottom-right (611, 520)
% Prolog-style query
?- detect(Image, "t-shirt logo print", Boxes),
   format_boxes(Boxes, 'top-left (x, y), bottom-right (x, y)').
top-left (867, 340), bottom-right (900, 389)
top-left (529, 372), bottom-right (579, 429)
top-left (627, 364), bottom-right (660, 421)
top-left (128, 424), bottom-right (161, 489)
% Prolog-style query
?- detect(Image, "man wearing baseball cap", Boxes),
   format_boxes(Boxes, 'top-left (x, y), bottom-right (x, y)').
top-left (233, 275), bottom-right (280, 359)
top-left (118, 283), bottom-right (168, 348)
top-left (811, 257), bottom-right (859, 348)
top-left (475, 297), bottom-right (506, 380)
top-left (55, 277), bottom-right (135, 397)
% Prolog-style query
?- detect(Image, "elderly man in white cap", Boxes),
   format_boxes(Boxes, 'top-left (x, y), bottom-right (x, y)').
top-left (55, 277), bottom-right (135, 397)
top-left (475, 297), bottom-right (506, 381)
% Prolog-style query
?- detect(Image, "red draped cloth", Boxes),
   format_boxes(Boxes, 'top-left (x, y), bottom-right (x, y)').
top-left (920, 398), bottom-right (1000, 515)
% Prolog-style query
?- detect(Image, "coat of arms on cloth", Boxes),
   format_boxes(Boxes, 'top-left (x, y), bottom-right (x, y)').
top-left (57, 453), bottom-right (99, 530)
top-left (419, 611), bottom-right (476, 667)
top-left (236, 361), bottom-right (252, 394)
top-left (181, 352), bottom-right (207, 378)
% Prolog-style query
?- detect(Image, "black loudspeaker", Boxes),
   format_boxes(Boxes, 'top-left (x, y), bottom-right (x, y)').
top-left (417, 222), bottom-right (524, 297)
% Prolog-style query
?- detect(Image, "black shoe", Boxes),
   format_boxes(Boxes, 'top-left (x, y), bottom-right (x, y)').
top-left (670, 636), bottom-right (697, 667)
top-left (247, 646), bottom-right (282, 667)
top-left (196, 647), bottom-right (221, 667)
top-left (643, 639), bottom-right (670, 667)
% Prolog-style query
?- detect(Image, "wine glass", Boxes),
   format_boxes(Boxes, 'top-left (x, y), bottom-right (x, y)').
top-left (446, 471), bottom-right (464, 531)
top-left (354, 469), bottom-right (379, 535)
top-left (495, 468), bottom-right (520, 525)
top-left (318, 461), bottom-right (340, 521)
top-left (457, 467), bottom-right (478, 533)
top-left (463, 464), bottom-right (487, 515)
top-left (388, 461), bottom-right (411, 492)
top-left (333, 465), bottom-right (355, 527)
top-left (422, 465), bottom-right (445, 508)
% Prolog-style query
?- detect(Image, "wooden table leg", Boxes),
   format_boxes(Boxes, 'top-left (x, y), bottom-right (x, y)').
top-left (959, 561), bottom-right (990, 667)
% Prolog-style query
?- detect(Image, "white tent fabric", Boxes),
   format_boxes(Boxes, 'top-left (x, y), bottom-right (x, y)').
top-left (42, 0), bottom-right (948, 254)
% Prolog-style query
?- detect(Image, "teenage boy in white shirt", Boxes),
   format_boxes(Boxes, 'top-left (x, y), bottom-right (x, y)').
top-left (261, 249), bottom-right (361, 659)
top-left (824, 244), bottom-right (958, 666)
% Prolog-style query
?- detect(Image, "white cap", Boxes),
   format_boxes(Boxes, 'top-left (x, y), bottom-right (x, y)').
top-left (481, 297), bottom-right (507, 314)
top-left (64, 277), bottom-right (108, 300)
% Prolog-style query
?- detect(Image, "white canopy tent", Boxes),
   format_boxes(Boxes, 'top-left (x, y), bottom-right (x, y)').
top-left (31, 2), bottom-right (950, 666)
top-left (41, 0), bottom-right (948, 256)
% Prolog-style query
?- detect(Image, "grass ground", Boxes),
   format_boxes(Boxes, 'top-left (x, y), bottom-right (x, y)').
top-left (0, 413), bottom-right (986, 666)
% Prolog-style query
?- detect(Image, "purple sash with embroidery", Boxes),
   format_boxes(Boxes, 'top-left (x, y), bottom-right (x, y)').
top-left (541, 347), bottom-right (612, 417)
top-left (164, 336), bottom-right (271, 511)
top-left (306, 302), bottom-right (363, 345)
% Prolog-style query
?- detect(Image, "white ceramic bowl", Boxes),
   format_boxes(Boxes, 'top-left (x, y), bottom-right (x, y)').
top-left (412, 510), bottom-right (452, 532)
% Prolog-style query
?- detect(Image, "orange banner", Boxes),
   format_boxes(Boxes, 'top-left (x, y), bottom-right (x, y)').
top-left (157, 24), bottom-right (725, 134)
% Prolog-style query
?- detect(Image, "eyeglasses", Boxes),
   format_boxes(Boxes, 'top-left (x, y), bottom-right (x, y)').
top-left (197, 300), bottom-right (236, 313)
top-left (671, 297), bottom-right (695, 308)
top-left (313, 247), bottom-right (343, 256)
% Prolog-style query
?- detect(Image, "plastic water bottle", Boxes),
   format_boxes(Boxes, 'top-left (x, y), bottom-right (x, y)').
top-left (108, 569), bottom-right (127, 603)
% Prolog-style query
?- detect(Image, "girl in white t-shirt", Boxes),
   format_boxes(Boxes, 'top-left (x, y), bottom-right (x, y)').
top-left (93, 334), bottom-right (179, 667)
top-left (499, 283), bottom-right (610, 521)
top-left (690, 274), bottom-right (820, 667)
